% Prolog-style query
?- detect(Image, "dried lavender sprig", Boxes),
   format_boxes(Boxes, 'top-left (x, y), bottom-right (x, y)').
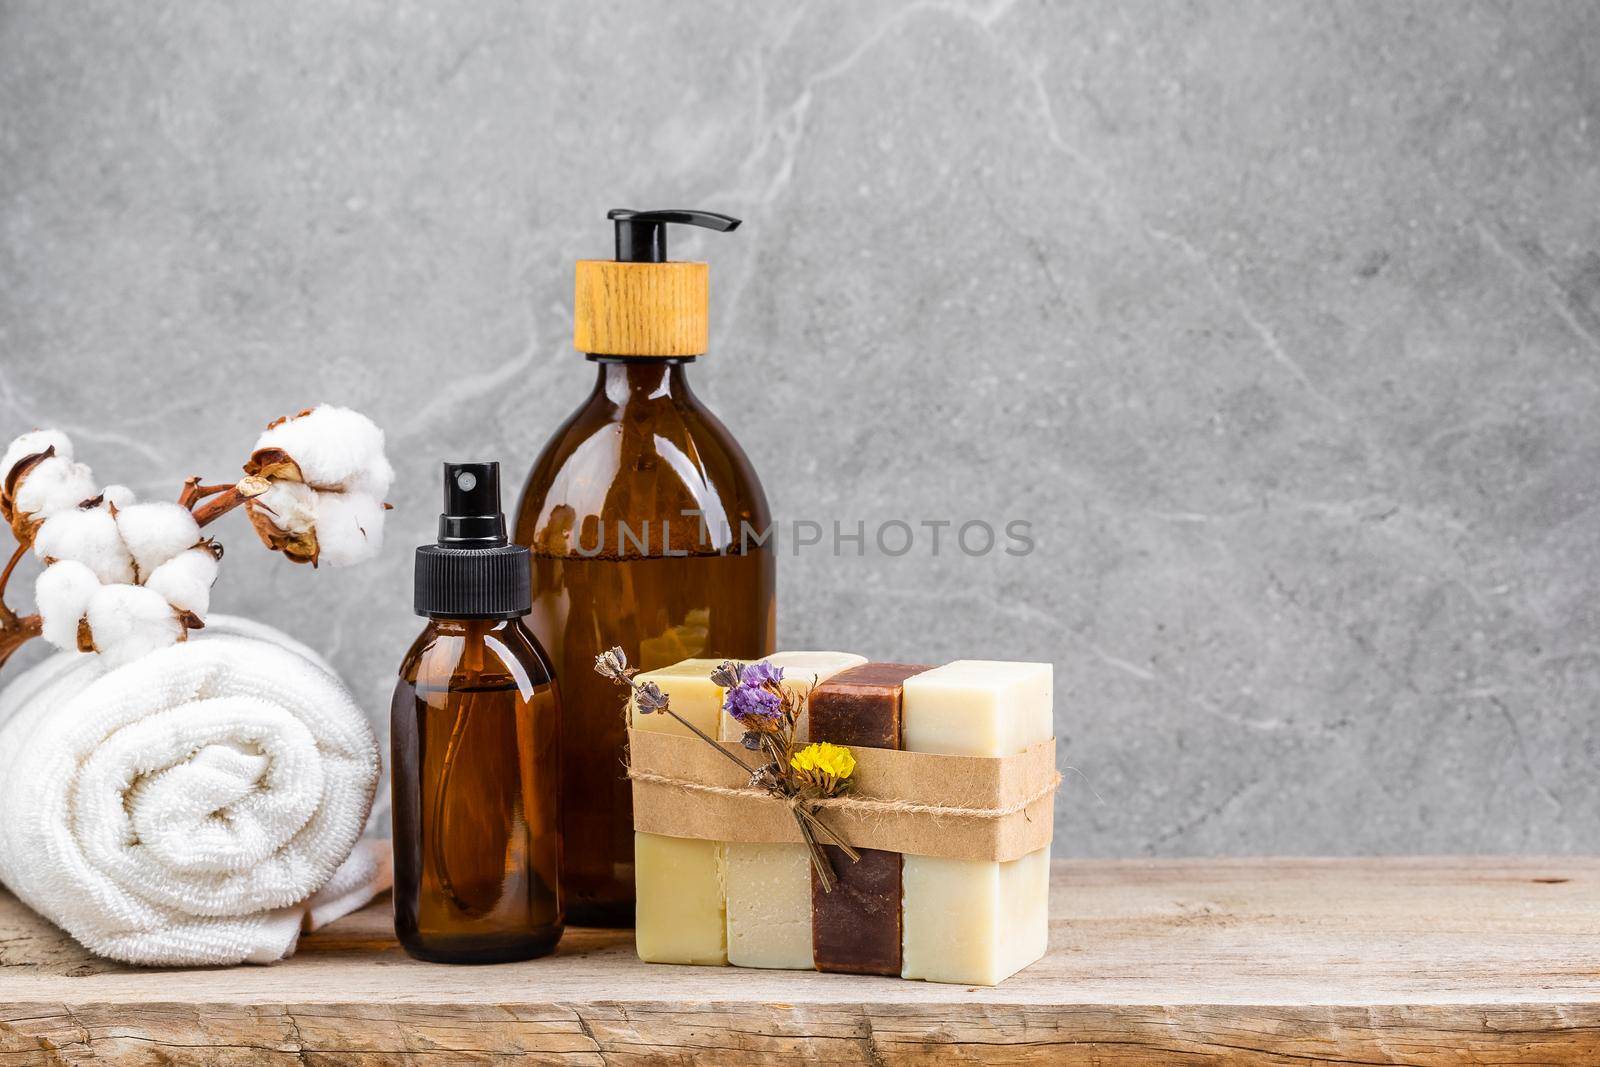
top-left (669, 708), bottom-right (760, 775)
top-left (708, 660), bottom-right (742, 688)
top-left (596, 648), bottom-right (758, 776)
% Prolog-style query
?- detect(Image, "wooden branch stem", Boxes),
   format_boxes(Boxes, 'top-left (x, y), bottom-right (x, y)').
top-left (190, 476), bottom-right (271, 528)
top-left (177, 477), bottom-right (237, 509)
top-left (0, 614), bottom-right (41, 672)
top-left (0, 542), bottom-right (27, 627)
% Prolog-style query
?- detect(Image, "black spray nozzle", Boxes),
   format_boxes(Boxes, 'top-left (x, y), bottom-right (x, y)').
top-left (438, 461), bottom-right (506, 546)
top-left (415, 460), bottom-right (529, 619)
top-left (608, 208), bottom-right (741, 263)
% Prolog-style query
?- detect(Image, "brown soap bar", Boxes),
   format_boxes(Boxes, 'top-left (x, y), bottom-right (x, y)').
top-left (811, 845), bottom-right (902, 975)
top-left (809, 663), bottom-right (933, 976)
top-left (810, 662), bottom-right (932, 748)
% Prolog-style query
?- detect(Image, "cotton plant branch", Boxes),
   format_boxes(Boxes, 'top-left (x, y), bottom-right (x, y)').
top-left (0, 540), bottom-right (41, 667)
top-left (0, 543), bottom-right (32, 626)
top-left (0, 406), bottom-right (394, 672)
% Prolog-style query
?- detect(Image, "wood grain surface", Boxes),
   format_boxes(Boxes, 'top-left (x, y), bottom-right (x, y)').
top-left (1, 857), bottom-right (1597, 1064)
top-left (572, 259), bottom-right (708, 356)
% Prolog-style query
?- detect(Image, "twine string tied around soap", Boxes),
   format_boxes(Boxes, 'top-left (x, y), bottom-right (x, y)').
top-left (625, 766), bottom-right (1063, 821)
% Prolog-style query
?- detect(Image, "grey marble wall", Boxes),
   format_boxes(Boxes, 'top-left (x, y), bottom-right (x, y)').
top-left (1, 0), bottom-right (1596, 856)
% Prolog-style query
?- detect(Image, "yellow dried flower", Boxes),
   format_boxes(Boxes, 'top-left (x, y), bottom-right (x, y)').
top-left (790, 741), bottom-right (856, 786)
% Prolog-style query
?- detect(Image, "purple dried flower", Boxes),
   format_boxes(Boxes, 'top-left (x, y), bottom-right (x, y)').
top-left (709, 660), bottom-right (742, 689)
top-left (740, 730), bottom-right (763, 751)
top-left (740, 660), bottom-right (785, 688)
top-left (723, 682), bottom-right (782, 726)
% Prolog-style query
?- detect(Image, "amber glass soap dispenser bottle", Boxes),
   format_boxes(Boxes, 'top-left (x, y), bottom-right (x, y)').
top-left (393, 461), bottom-right (564, 962)
top-left (515, 209), bottom-right (776, 927)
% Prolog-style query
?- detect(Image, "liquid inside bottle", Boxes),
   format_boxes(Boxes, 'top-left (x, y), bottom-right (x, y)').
top-left (517, 357), bottom-right (775, 927)
top-left (392, 615), bottom-right (564, 962)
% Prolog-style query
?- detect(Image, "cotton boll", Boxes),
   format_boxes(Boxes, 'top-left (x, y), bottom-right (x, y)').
top-left (143, 547), bottom-right (219, 617)
top-left (252, 481), bottom-right (318, 534)
top-left (11, 456), bottom-right (98, 523)
top-left (115, 502), bottom-right (201, 577)
top-left (312, 490), bottom-right (385, 566)
top-left (349, 423), bottom-right (395, 498)
top-left (34, 559), bottom-right (101, 651)
top-left (1, 430), bottom-right (73, 480)
top-left (252, 405), bottom-right (394, 498)
top-left (101, 484), bottom-right (137, 509)
top-left (33, 506), bottom-right (136, 585)
top-left (84, 583), bottom-right (183, 668)
top-left (244, 480), bottom-right (319, 563)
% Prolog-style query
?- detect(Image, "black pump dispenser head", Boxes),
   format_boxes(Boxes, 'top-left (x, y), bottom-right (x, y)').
top-left (414, 461), bottom-right (530, 619)
top-left (608, 208), bottom-right (741, 263)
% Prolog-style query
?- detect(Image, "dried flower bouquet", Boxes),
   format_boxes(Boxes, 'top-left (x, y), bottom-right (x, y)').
top-left (596, 647), bottom-right (860, 891)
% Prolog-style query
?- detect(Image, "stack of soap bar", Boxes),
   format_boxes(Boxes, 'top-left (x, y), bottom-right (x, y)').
top-left (808, 663), bottom-right (932, 976)
top-left (630, 652), bottom-right (1055, 985)
top-left (630, 658), bottom-right (728, 965)
top-left (719, 650), bottom-right (865, 969)
top-left (900, 660), bottom-right (1053, 985)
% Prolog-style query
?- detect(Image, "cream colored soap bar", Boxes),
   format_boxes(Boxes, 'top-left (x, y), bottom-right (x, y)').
top-left (634, 833), bottom-right (727, 965)
top-left (631, 657), bottom-right (727, 737)
top-left (722, 650), bottom-right (865, 970)
top-left (900, 660), bottom-right (1053, 985)
top-left (632, 657), bottom-right (729, 965)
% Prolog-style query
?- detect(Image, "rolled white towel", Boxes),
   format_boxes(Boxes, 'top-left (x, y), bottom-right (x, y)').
top-left (0, 614), bottom-right (386, 965)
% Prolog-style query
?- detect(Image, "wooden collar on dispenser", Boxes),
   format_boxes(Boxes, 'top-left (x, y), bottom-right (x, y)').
top-left (574, 208), bottom-right (740, 358)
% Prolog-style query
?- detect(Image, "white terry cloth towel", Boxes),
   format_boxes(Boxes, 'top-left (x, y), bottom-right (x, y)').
top-left (0, 613), bottom-right (388, 965)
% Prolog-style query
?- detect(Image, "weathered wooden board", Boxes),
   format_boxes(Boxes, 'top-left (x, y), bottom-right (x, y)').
top-left (1, 857), bottom-right (1598, 1064)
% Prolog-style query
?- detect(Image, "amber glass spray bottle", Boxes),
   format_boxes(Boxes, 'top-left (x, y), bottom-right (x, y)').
top-left (393, 461), bottom-right (563, 962)
top-left (515, 209), bottom-right (776, 927)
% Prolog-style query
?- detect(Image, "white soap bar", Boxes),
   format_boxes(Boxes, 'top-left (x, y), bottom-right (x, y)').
top-left (901, 659), bottom-right (1053, 757)
top-left (717, 650), bottom-right (868, 742)
top-left (725, 841), bottom-right (815, 969)
top-left (901, 660), bottom-right (1053, 985)
top-left (632, 658), bottom-right (729, 965)
top-left (722, 650), bottom-right (864, 970)
top-left (900, 846), bottom-right (1051, 986)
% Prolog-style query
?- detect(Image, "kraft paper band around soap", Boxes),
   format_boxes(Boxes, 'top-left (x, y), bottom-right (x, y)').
top-left (626, 729), bottom-right (1058, 863)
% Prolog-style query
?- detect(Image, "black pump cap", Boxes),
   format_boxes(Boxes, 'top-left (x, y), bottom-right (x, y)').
top-left (437, 462), bottom-right (505, 545)
top-left (414, 462), bottom-right (530, 619)
top-left (609, 208), bottom-right (741, 263)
